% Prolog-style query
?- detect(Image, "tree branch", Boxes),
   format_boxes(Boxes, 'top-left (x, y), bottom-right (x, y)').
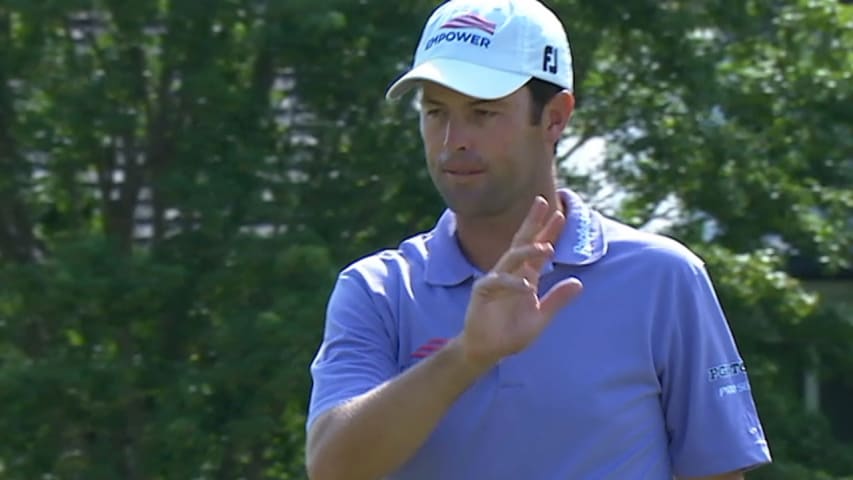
top-left (561, 129), bottom-right (596, 161)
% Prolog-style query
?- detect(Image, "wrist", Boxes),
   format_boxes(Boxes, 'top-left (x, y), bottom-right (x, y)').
top-left (445, 336), bottom-right (496, 380)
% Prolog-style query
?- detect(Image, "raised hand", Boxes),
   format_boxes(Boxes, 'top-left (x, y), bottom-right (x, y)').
top-left (459, 196), bottom-right (584, 370)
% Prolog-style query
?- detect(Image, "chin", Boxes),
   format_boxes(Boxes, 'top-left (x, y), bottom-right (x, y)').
top-left (444, 196), bottom-right (506, 218)
top-left (432, 179), bottom-right (509, 218)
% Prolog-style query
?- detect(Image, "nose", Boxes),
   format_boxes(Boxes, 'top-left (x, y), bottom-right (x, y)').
top-left (443, 115), bottom-right (471, 151)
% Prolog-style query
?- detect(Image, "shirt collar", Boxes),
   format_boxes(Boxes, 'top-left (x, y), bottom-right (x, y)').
top-left (424, 188), bottom-right (608, 287)
top-left (551, 188), bottom-right (608, 267)
top-left (424, 209), bottom-right (478, 286)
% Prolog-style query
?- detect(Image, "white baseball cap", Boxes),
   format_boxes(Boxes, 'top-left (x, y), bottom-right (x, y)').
top-left (386, 0), bottom-right (573, 101)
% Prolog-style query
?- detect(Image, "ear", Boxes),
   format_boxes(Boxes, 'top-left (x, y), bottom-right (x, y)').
top-left (543, 91), bottom-right (574, 146)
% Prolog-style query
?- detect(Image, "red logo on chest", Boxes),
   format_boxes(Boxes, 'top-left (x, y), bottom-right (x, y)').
top-left (412, 338), bottom-right (449, 359)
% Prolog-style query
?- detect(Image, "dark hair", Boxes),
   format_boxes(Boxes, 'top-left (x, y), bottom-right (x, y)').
top-left (526, 78), bottom-right (565, 155)
top-left (525, 77), bottom-right (563, 125)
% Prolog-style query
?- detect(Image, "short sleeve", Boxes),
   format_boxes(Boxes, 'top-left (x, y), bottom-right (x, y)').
top-left (658, 259), bottom-right (772, 477)
top-left (306, 267), bottom-right (398, 430)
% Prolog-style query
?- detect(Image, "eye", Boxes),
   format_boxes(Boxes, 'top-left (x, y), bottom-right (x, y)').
top-left (474, 109), bottom-right (498, 118)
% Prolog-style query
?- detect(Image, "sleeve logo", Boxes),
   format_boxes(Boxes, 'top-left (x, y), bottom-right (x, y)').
top-left (707, 361), bottom-right (747, 382)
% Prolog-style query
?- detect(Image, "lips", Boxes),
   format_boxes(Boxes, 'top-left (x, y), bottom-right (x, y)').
top-left (441, 157), bottom-right (486, 175)
top-left (444, 167), bottom-right (485, 175)
top-left (440, 152), bottom-right (486, 176)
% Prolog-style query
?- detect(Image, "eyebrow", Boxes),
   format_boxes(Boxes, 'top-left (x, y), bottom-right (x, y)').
top-left (420, 96), bottom-right (507, 108)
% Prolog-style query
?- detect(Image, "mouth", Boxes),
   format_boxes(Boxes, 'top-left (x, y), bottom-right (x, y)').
top-left (439, 153), bottom-right (487, 178)
top-left (443, 168), bottom-right (486, 176)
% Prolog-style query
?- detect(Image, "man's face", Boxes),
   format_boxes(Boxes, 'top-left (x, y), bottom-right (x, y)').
top-left (418, 82), bottom-right (553, 218)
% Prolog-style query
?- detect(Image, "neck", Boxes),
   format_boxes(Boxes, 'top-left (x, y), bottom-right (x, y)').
top-left (455, 188), bottom-right (565, 273)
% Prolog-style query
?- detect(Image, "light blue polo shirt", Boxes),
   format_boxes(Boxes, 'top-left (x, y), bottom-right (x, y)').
top-left (307, 188), bottom-right (772, 479)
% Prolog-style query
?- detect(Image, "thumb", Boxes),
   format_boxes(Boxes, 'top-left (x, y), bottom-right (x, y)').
top-left (539, 277), bottom-right (583, 320)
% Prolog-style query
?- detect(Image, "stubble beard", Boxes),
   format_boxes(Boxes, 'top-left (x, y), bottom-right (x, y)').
top-left (431, 170), bottom-right (521, 219)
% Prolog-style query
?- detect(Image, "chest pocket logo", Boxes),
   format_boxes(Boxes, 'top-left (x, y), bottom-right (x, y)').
top-left (412, 337), bottom-right (449, 359)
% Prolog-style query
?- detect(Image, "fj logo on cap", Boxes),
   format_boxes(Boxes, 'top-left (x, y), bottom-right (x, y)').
top-left (543, 45), bottom-right (558, 74)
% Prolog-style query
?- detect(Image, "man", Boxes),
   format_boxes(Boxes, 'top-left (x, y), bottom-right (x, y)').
top-left (305, 0), bottom-right (772, 478)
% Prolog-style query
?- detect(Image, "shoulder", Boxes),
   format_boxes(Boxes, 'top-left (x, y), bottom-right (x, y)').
top-left (323, 232), bottom-right (431, 336)
top-left (336, 230), bottom-right (431, 291)
top-left (600, 215), bottom-right (706, 275)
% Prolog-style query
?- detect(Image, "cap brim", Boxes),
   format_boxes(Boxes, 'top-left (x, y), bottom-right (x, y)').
top-left (385, 58), bottom-right (531, 101)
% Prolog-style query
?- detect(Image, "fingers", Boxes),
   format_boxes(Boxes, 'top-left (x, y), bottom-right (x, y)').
top-left (494, 195), bottom-right (564, 284)
top-left (492, 242), bottom-right (554, 274)
top-left (474, 271), bottom-right (537, 295)
top-left (523, 209), bottom-right (564, 276)
top-left (539, 277), bottom-right (583, 320)
top-left (536, 208), bottom-right (565, 246)
top-left (510, 196), bottom-right (549, 247)
top-left (511, 195), bottom-right (565, 249)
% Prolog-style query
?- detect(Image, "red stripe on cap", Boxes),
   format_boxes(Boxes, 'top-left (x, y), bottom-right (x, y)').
top-left (456, 13), bottom-right (496, 29)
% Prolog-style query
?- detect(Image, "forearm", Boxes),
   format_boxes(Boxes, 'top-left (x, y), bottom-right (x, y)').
top-left (306, 337), bottom-right (487, 480)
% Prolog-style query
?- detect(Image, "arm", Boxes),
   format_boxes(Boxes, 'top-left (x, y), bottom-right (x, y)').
top-left (657, 254), bottom-right (771, 478)
top-left (306, 337), bottom-right (485, 480)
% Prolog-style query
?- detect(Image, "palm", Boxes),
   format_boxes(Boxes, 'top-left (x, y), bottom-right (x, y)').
top-left (470, 278), bottom-right (543, 354)
top-left (461, 197), bottom-right (583, 368)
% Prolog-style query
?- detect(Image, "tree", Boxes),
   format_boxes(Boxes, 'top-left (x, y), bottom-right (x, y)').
top-left (0, 1), bottom-right (333, 477)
